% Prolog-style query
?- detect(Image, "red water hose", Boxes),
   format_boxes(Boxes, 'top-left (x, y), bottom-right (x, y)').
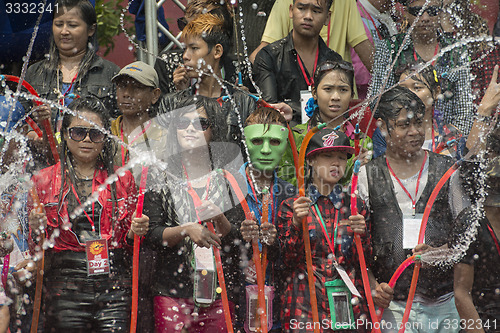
top-left (129, 166), bottom-right (148, 333)
top-left (350, 160), bottom-right (381, 333)
top-left (219, 169), bottom-right (266, 332)
top-left (296, 125), bottom-right (325, 333)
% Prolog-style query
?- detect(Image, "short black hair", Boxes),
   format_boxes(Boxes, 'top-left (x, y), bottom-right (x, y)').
top-left (377, 86), bottom-right (426, 131)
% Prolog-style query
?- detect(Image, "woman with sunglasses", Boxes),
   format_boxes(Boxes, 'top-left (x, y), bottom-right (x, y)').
top-left (28, 97), bottom-right (149, 332)
top-left (368, 0), bottom-right (474, 137)
top-left (279, 60), bottom-right (372, 185)
top-left (143, 95), bottom-right (246, 332)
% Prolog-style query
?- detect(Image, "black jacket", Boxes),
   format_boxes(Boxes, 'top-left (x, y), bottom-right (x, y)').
top-left (366, 152), bottom-right (455, 300)
top-left (253, 31), bottom-right (342, 123)
top-left (25, 55), bottom-right (120, 118)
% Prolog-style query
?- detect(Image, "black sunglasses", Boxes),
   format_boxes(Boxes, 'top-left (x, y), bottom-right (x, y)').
top-left (408, 6), bottom-right (441, 17)
top-left (176, 117), bottom-right (211, 131)
top-left (68, 127), bottom-right (106, 143)
top-left (316, 61), bottom-right (354, 76)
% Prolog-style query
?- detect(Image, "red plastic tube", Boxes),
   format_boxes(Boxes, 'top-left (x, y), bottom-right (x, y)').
top-left (1, 75), bottom-right (43, 137)
top-left (296, 126), bottom-right (323, 333)
top-left (206, 221), bottom-right (234, 333)
top-left (350, 161), bottom-right (381, 333)
top-left (390, 163), bottom-right (458, 333)
top-left (130, 166), bottom-right (148, 333)
top-left (220, 170), bottom-right (265, 332)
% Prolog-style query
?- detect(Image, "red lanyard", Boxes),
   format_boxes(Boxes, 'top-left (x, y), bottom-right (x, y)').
top-left (69, 169), bottom-right (97, 232)
top-left (297, 47), bottom-right (319, 88)
top-left (486, 224), bottom-right (500, 259)
top-left (413, 43), bottom-right (439, 66)
top-left (312, 204), bottom-right (339, 257)
top-left (119, 121), bottom-right (151, 166)
top-left (245, 171), bottom-right (274, 224)
top-left (386, 151), bottom-right (428, 216)
top-left (183, 165), bottom-right (211, 223)
top-left (59, 74), bottom-right (78, 106)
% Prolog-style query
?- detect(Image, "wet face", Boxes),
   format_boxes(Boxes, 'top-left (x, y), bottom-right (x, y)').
top-left (176, 108), bottom-right (213, 150)
top-left (244, 124), bottom-right (289, 172)
top-left (384, 108), bottom-right (425, 157)
top-left (399, 72), bottom-right (436, 114)
top-left (182, 36), bottom-right (220, 79)
top-left (65, 111), bottom-right (105, 165)
top-left (309, 150), bottom-right (347, 185)
top-left (313, 70), bottom-right (352, 123)
top-left (115, 77), bottom-right (159, 117)
top-left (289, 0), bottom-right (330, 38)
top-left (406, 0), bottom-right (441, 35)
top-left (52, 6), bottom-right (95, 56)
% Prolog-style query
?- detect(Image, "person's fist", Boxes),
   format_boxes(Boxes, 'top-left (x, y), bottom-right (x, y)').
top-left (292, 196), bottom-right (311, 227)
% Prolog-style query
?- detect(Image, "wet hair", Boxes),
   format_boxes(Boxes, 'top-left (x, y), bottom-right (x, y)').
top-left (184, 0), bottom-right (233, 38)
top-left (395, 61), bottom-right (440, 96)
top-left (59, 97), bottom-right (117, 217)
top-left (313, 60), bottom-right (355, 97)
top-left (245, 106), bottom-right (287, 128)
top-left (43, 0), bottom-right (97, 76)
top-left (183, 13), bottom-right (231, 63)
top-left (377, 86), bottom-right (426, 132)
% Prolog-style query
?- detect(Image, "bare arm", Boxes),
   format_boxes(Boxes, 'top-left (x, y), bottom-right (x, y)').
top-left (353, 39), bottom-right (374, 73)
top-left (250, 42), bottom-right (270, 64)
top-left (0, 305), bottom-right (8, 333)
top-left (454, 263), bottom-right (484, 332)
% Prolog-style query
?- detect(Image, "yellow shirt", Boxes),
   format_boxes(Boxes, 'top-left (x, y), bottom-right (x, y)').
top-left (261, 0), bottom-right (368, 63)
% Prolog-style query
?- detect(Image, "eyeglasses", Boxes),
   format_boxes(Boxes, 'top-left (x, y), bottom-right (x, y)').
top-left (68, 127), bottom-right (106, 143)
top-left (176, 117), bottom-right (211, 131)
top-left (408, 6), bottom-right (441, 17)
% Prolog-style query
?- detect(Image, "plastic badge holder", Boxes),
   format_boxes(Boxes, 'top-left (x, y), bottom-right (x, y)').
top-left (325, 279), bottom-right (356, 330)
top-left (194, 268), bottom-right (216, 305)
top-left (245, 284), bottom-right (274, 333)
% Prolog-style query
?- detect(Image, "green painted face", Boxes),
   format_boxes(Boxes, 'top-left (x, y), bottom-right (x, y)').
top-left (244, 124), bottom-right (289, 172)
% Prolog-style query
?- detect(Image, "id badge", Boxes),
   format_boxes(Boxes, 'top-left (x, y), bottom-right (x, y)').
top-left (300, 90), bottom-right (313, 124)
top-left (403, 214), bottom-right (424, 249)
top-left (85, 239), bottom-right (110, 276)
top-left (334, 263), bottom-right (361, 298)
top-left (194, 246), bottom-right (216, 305)
top-left (325, 279), bottom-right (356, 330)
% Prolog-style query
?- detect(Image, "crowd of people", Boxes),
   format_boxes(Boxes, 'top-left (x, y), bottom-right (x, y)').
top-left (0, 0), bottom-right (499, 332)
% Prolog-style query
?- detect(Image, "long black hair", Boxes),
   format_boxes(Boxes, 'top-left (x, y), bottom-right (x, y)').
top-left (44, 0), bottom-right (98, 77)
top-left (58, 97), bottom-right (118, 220)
